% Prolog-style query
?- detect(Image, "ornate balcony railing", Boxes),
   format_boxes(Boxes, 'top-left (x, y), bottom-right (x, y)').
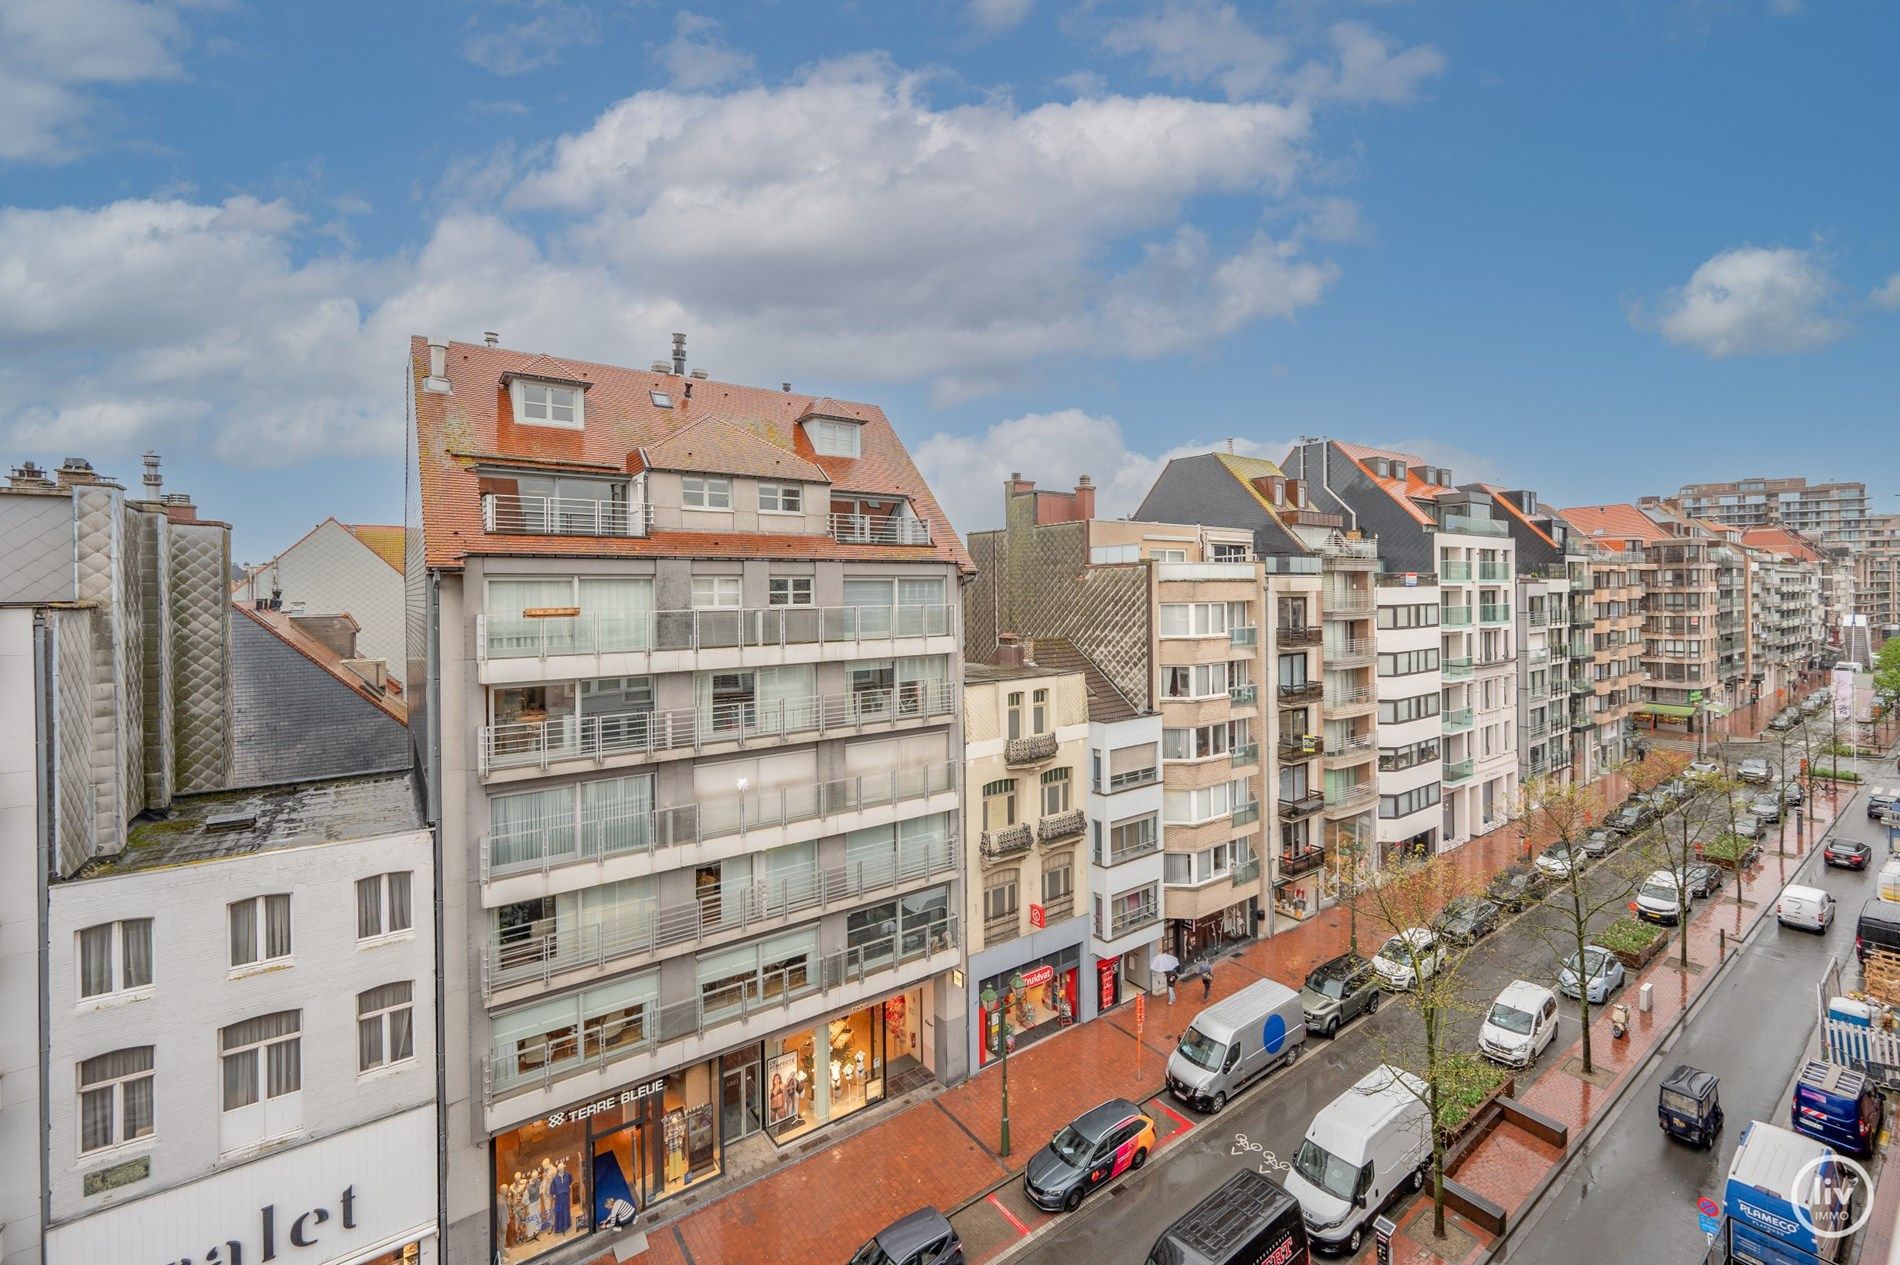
top-left (1036, 809), bottom-right (1087, 844)
top-left (1004, 732), bottom-right (1059, 767)
top-left (980, 824), bottom-right (1035, 860)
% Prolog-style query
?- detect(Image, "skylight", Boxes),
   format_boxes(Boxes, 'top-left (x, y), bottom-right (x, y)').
top-left (650, 391), bottom-right (673, 408)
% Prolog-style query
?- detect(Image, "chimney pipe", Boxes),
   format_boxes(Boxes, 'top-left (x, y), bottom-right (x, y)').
top-left (671, 332), bottom-right (687, 376)
top-left (483, 331), bottom-right (499, 347)
top-left (993, 633), bottom-right (1026, 669)
top-left (1073, 475), bottom-right (1096, 521)
top-left (141, 451), bottom-right (163, 499)
top-left (782, 383), bottom-right (792, 393)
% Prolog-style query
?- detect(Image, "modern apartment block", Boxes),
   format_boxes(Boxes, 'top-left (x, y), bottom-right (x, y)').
top-left (961, 637), bottom-right (1162, 1072)
top-left (1133, 454), bottom-right (1384, 887)
top-left (0, 457), bottom-right (438, 1265)
top-left (405, 337), bottom-right (969, 1265)
top-left (1651, 476), bottom-right (1870, 550)
top-left (1856, 515), bottom-right (1900, 639)
top-left (965, 476), bottom-right (1296, 959)
top-left (1740, 530), bottom-right (1823, 698)
top-left (1576, 542), bottom-right (1648, 776)
top-left (1283, 442), bottom-right (1518, 850)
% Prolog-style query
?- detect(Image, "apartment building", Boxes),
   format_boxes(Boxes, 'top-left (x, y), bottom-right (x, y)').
top-left (1284, 442), bottom-right (1518, 849)
top-left (1652, 476), bottom-right (1870, 550)
top-left (0, 458), bottom-right (438, 1265)
top-left (235, 516), bottom-right (409, 688)
top-left (405, 337), bottom-right (970, 1265)
top-left (1576, 542), bottom-right (1648, 776)
top-left (1856, 514), bottom-right (1900, 639)
top-left (1561, 504), bottom-right (1730, 736)
top-left (965, 476), bottom-right (1294, 960)
top-left (961, 637), bottom-right (1162, 1072)
top-left (1740, 529), bottom-right (1824, 698)
top-left (1132, 453), bottom-right (1384, 891)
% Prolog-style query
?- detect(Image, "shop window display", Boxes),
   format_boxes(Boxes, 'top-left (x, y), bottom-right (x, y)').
top-left (764, 1004), bottom-right (888, 1145)
top-left (978, 952), bottom-right (1079, 1068)
top-left (494, 1118), bottom-right (589, 1265)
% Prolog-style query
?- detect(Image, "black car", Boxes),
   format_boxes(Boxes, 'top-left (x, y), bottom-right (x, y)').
top-left (1606, 805), bottom-right (1648, 835)
top-left (850, 1209), bottom-right (964, 1265)
top-left (1825, 839), bottom-right (1872, 870)
top-left (1684, 861), bottom-right (1722, 898)
top-left (1579, 827), bottom-right (1618, 858)
top-left (1435, 895), bottom-right (1502, 944)
top-left (1023, 1099), bottom-right (1156, 1213)
top-left (1781, 781), bottom-right (1805, 806)
top-left (1300, 952), bottom-right (1382, 1036)
top-left (1486, 864), bottom-right (1549, 911)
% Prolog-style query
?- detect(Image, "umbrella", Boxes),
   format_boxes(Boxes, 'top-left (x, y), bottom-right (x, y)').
top-left (1150, 952), bottom-right (1180, 975)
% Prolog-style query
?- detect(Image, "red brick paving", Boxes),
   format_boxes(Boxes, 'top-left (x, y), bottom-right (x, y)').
top-left (608, 751), bottom-right (1852, 1265)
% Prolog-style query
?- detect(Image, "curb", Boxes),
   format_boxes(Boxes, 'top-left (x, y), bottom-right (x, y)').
top-left (1476, 790), bottom-right (1856, 1262)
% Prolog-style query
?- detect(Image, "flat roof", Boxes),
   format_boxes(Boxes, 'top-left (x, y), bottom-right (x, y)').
top-left (103, 772), bottom-right (421, 875)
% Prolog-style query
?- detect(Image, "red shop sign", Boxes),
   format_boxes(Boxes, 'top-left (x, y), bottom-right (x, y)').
top-left (1028, 903), bottom-right (1046, 929)
top-left (1019, 963), bottom-right (1056, 990)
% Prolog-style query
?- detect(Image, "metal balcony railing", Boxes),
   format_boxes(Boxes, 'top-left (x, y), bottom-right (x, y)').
top-left (980, 824), bottom-right (1034, 860)
top-left (480, 681), bottom-right (957, 774)
top-left (1094, 766), bottom-right (1159, 794)
top-left (984, 912), bottom-right (1022, 944)
top-left (1280, 625), bottom-right (1323, 646)
top-left (481, 760), bottom-right (958, 879)
top-left (1323, 735), bottom-right (1376, 764)
top-left (1324, 638), bottom-right (1375, 665)
top-left (1322, 591), bottom-right (1376, 614)
top-left (478, 603), bottom-right (955, 661)
top-left (1037, 809), bottom-right (1087, 844)
top-left (484, 915), bottom-right (957, 1099)
top-left (1040, 894), bottom-right (1076, 923)
top-left (481, 839), bottom-right (959, 996)
top-left (1276, 846), bottom-right (1326, 879)
top-left (1324, 687), bottom-right (1374, 709)
top-left (1525, 609), bottom-right (1550, 627)
top-left (1097, 899), bottom-right (1160, 941)
top-left (1004, 732), bottom-right (1059, 767)
top-left (1097, 829), bottom-right (1160, 867)
top-left (829, 513), bottom-right (932, 546)
top-left (1276, 680), bottom-right (1324, 703)
top-left (1278, 792), bottom-right (1325, 820)
top-left (1228, 684), bottom-right (1259, 707)
top-left (1277, 734), bottom-right (1320, 761)
top-left (482, 494), bottom-right (652, 538)
top-left (1325, 782), bottom-right (1376, 811)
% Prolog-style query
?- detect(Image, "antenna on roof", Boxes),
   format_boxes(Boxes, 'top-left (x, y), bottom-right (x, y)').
top-left (671, 332), bottom-right (687, 376)
top-left (483, 331), bottom-right (499, 347)
top-left (1226, 438), bottom-right (1235, 454)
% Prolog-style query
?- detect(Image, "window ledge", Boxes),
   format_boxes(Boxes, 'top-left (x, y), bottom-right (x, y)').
top-left (356, 1058), bottom-right (417, 1084)
top-left (681, 503), bottom-right (734, 513)
top-left (76, 985), bottom-right (155, 1013)
top-left (227, 958), bottom-right (295, 981)
top-left (72, 1137), bottom-right (156, 1173)
top-left (356, 930), bottom-right (416, 951)
top-left (216, 1128), bottom-right (309, 1167)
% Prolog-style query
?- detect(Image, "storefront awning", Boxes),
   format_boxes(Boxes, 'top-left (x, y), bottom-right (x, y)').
top-left (1641, 703), bottom-right (1698, 718)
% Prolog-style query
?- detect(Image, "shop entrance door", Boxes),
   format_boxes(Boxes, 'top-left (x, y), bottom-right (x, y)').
top-left (722, 1063), bottom-right (761, 1142)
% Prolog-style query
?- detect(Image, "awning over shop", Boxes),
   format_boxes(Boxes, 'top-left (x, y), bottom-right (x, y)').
top-left (1640, 703), bottom-right (1698, 718)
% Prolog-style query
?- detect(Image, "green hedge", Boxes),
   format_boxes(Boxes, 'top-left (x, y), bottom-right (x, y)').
top-left (1435, 1052), bottom-right (1512, 1133)
top-left (1809, 766), bottom-right (1863, 782)
top-left (1702, 834), bottom-right (1755, 864)
top-left (1596, 916), bottom-right (1665, 956)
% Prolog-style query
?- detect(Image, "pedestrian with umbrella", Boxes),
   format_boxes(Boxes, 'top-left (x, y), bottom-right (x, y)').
top-left (1152, 951), bottom-right (1180, 1005)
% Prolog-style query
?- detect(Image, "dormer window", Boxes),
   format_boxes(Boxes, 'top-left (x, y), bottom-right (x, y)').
top-left (510, 379), bottom-right (583, 430)
top-left (806, 418), bottom-right (861, 458)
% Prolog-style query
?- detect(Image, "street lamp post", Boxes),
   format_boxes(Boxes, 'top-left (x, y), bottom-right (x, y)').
top-left (982, 970), bottom-right (1027, 1158)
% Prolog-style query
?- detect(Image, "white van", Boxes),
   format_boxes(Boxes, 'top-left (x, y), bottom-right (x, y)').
top-left (1635, 869), bottom-right (1689, 924)
top-left (1776, 885), bottom-right (1835, 934)
top-left (1284, 1064), bottom-right (1430, 1255)
top-left (1165, 978), bottom-right (1307, 1114)
top-left (1479, 981), bottom-right (1559, 1068)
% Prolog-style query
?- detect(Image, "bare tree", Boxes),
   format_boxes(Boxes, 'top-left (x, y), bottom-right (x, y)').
top-left (1354, 856), bottom-right (1484, 1242)
top-left (1517, 775), bottom-right (1640, 1076)
top-left (1622, 757), bottom-right (1734, 970)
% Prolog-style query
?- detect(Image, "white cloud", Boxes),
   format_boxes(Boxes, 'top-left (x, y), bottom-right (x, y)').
top-left (1099, 3), bottom-right (1444, 104)
top-left (1871, 274), bottom-right (1900, 310)
top-left (460, 0), bottom-right (600, 76)
top-left (915, 409), bottom-right (1294, 533)
top-left (1644, 246), bottom-right (1846, 358)
top-left (0, 0), bottom-right (200, 162)
top-left (656, 11), bottom-right (755, 91)
top-left (970, 0), bottom-right (1034, 34)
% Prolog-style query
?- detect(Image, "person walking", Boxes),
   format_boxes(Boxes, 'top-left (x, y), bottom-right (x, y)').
top-left (1200, 959), bottom-right (1214, 1001)
top-left (1165, 968), bottom-right (1178, 1005)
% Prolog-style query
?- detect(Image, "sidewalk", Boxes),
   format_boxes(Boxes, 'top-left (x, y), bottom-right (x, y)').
top-left (611, 760), bottom-right (1653, 1265)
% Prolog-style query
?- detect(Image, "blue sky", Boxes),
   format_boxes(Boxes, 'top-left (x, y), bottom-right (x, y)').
top-left (3, 0), bottom-right (1896, 559)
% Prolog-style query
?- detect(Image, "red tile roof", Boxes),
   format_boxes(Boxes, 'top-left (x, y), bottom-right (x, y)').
top-left (643, 416), bottom-right (830, 482)
top-left (237, 604), bottom-right (408, 724)
top-left (1741, 527), bottom-right (1822, 562)
top-left (1557, 503), bottom-right (1671, 547)
top-left (343, 523), bottom-right (406, 572)
top-left (411, 338), bottom-right (972, 573)
top-left (1322, 440), bottom-right (1445, 525)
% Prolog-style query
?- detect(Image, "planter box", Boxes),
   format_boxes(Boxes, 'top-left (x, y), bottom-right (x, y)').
top-left (1445, 1076), bottom-right (1517, 1168)
top-left (1609, 931), bottom-right (1668, 972)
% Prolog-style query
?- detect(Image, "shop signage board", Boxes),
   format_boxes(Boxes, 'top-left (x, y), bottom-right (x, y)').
top-left (46, 1106), bottom-right (436, 1265)
top-left (1029, 903), bottom-right (1045, 929)
top-left (547, 1076), bottom-right (668, 1127)
top-left (1020, 963), bottom-right (1056, 989)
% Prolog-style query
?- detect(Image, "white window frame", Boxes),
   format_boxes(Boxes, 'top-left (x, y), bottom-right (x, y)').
top-left (76, 918), bottom-right (153, 1002)
top-left (768, 577), bottom-right (814, 607)
top-left (806, 418), bottom-right (862, 458)
top-left (77, 1047), bottom-right (154, 1156)
top-left (357, 982), bottom-right (417, 1074)
top-left (356, 873), bottom-right (414, 943)
top-left (682, 477), bottom-right (733, 510)
top-left (758, 483), bottom-right (804, 514)
top-left (692, 576), bottom-right (742, 610)
top-left (510, 379), bottom-right (584, 430)
top-left (228, 895), bottom-right (292, 971)
top-left (219, 1011), bottom-right (302, 1153)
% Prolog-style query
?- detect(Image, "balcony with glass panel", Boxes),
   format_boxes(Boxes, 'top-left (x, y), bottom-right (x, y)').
top-left (1442, 759), bottom-right (1475, 784)
top-left (1441, 605), bottom-right (1474, 627)
top-left (1439, 561), bottom-right (1472, 582)
top-left (1443, 708), bottom-right (1474, 732)
top-left (1479, 604), bottom-right (1510, 625)
top-left (1442, 657), bottom-right (1474, 680)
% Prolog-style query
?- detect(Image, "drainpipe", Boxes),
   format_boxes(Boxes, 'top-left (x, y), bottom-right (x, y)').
top-left (428, 570), bottom-right (449, 1264)
top-left (34, 612), bottom-right (55, 1242)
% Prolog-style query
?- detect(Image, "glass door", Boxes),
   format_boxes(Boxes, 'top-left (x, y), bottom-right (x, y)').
top-left (722, 1061), bottom-right (761, 1142)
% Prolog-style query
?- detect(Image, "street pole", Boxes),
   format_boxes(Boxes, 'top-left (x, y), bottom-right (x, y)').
top-left (999, 1018), bottom-right (1011, 1159)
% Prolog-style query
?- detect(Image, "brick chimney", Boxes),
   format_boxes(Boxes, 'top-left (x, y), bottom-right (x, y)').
top-left (1072, 475), bottom-right (1096, 520)
top-left (993, 632), bottom-right (1027, 669)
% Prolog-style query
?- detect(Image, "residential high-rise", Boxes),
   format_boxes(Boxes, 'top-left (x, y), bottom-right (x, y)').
top-left (405, 337), bottom-right (970, 1265)
top-left (1650, 476), bottom-right (1870, 550)
top-left (1856, 514), bottom-right (1900, 639)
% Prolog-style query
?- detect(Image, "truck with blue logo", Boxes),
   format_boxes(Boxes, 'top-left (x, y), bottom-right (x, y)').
top-left (1720, 1121), bottom-right (1859, 1264)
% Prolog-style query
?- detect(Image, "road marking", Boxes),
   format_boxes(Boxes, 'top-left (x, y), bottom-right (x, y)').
top-left (987, 1192), bottom-right (1034, 1237)
top-left (1152, 1100), bottom-right (1194, 1137)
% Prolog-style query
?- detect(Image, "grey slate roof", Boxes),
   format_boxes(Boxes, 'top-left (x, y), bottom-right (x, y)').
top-left (107, 771), bottom-right (421, 874)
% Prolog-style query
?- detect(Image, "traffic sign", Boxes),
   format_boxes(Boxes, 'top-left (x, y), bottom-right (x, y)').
top-left (1699, 1213), bottom-right (1720, 1235)
top-left (1697, 1197), bottom-right (1718, 1218)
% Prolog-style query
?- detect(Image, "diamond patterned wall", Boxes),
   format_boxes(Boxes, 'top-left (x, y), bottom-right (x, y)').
top-left (0, 494), bottom-right (76, 602)
top-left (133, 507), bottom-right (175, 808)
top-left (169, 521), bottom-right (232, 793)
top-left (53, 609), bottom-right (95, 878)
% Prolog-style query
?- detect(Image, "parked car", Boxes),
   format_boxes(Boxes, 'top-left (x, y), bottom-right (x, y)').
top-left (1607, 805), bottom-right (1648, 835)
top-left (1737, 758), bottom-right (1772, 784)
top-left (1023, 1100), bottom-right (1157, 1213)
top-left (1534, 845), bottom-right (1579, 880)
top-left (1145, 1169), bottom-right (1308, 1265)
top-left (1557, 945), bottom-right (1627, 1005)
top-left (1824, 839), bottom-right (1872, 870)
top-left (1435, 896), bottom-right (1502, 945)
top-left (1301, 952), bottom-right (1382, 1038)
top-left (1684, 860), bottom-right (1722, 897)
top-left (1284, 1066), bottom-right (1431, 1256)
top-left (1635, 870), bottom-right (1690, 924)
top-left (1479, 981), bottom-right (1560, 1068)
top-left (1767, 710), bottom-right (1801, 732)
top-left (1167, 979), bottom-right (1306, 1113)
top-left (1775, 885), bottom-right (1835, 934)
top-left (1687, 758), bottom-right (1722, 780)
top-left (1657, 778), bottom-right (1690, 804)
top-left (1791, 1060), bottom-right (1880, 1157)
top-left (1868, 787), bottom-right (1898, 821)
top-left (1579, 827), bottom-right (1618, 859)
top-left (1486, 864), bottom-right (1548, 911)
top-left (1803, 693), bottom-right (1829, 714)
top-left (1854, 898), bottom-right (1900, 962)
top-left (1728, 811), bottom-right (1763, 839)
top-left (1780, 781), bottom-right (1804, 806)
top-left (1749, 794), bottom-right (1781, 823)
top-left (851, 1210), bottom-right (964, 1265)
top-left (1372, 928), bottom-right (1444, 991)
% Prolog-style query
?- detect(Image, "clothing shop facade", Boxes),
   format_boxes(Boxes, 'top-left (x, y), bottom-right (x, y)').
top-left (965, 913), bottom-right (1100, 1072)
top-left (487, 984), bottom-right (931, 1265)
top-left (1165, 895), bottom-right (1260, 965)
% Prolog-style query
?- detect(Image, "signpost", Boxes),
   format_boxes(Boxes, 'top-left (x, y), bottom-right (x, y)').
top-left (1698, 1195), bottom-right (1720, 1239)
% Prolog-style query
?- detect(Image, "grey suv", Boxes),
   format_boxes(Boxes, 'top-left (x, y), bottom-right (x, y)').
top-left (1301, 952), bottom-right (1381, 1037)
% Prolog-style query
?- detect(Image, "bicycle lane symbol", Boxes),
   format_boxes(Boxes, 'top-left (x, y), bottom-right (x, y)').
top-left (1231, 1133), bottom-right (1292, 1177)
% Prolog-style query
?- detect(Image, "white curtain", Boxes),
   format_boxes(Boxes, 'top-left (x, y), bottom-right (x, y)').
top-left (582, 775), bottom-right (652, 857)
top-left (757, 665), bottom-right (815, 731)
top-left (263, 894), bottom-right (292, 959)
top-left (844, 579), bottom-right (894, 637)
top-left (579, 577), bottom-right (653, 651)
top-left (121, 919), bottom-right (152, 988)
top-left (386, 872), bottom-right (412, 932)
top-left (355, 877), bottom-right (382, 938)
top-left (488, 578), bottom-right (579, 654)
top-left (78, 926), bottom-right (113, 996)
top-left (491, 787), bottom-right (575, 866)
top-left (228, 900), bottom-right (257, 966)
